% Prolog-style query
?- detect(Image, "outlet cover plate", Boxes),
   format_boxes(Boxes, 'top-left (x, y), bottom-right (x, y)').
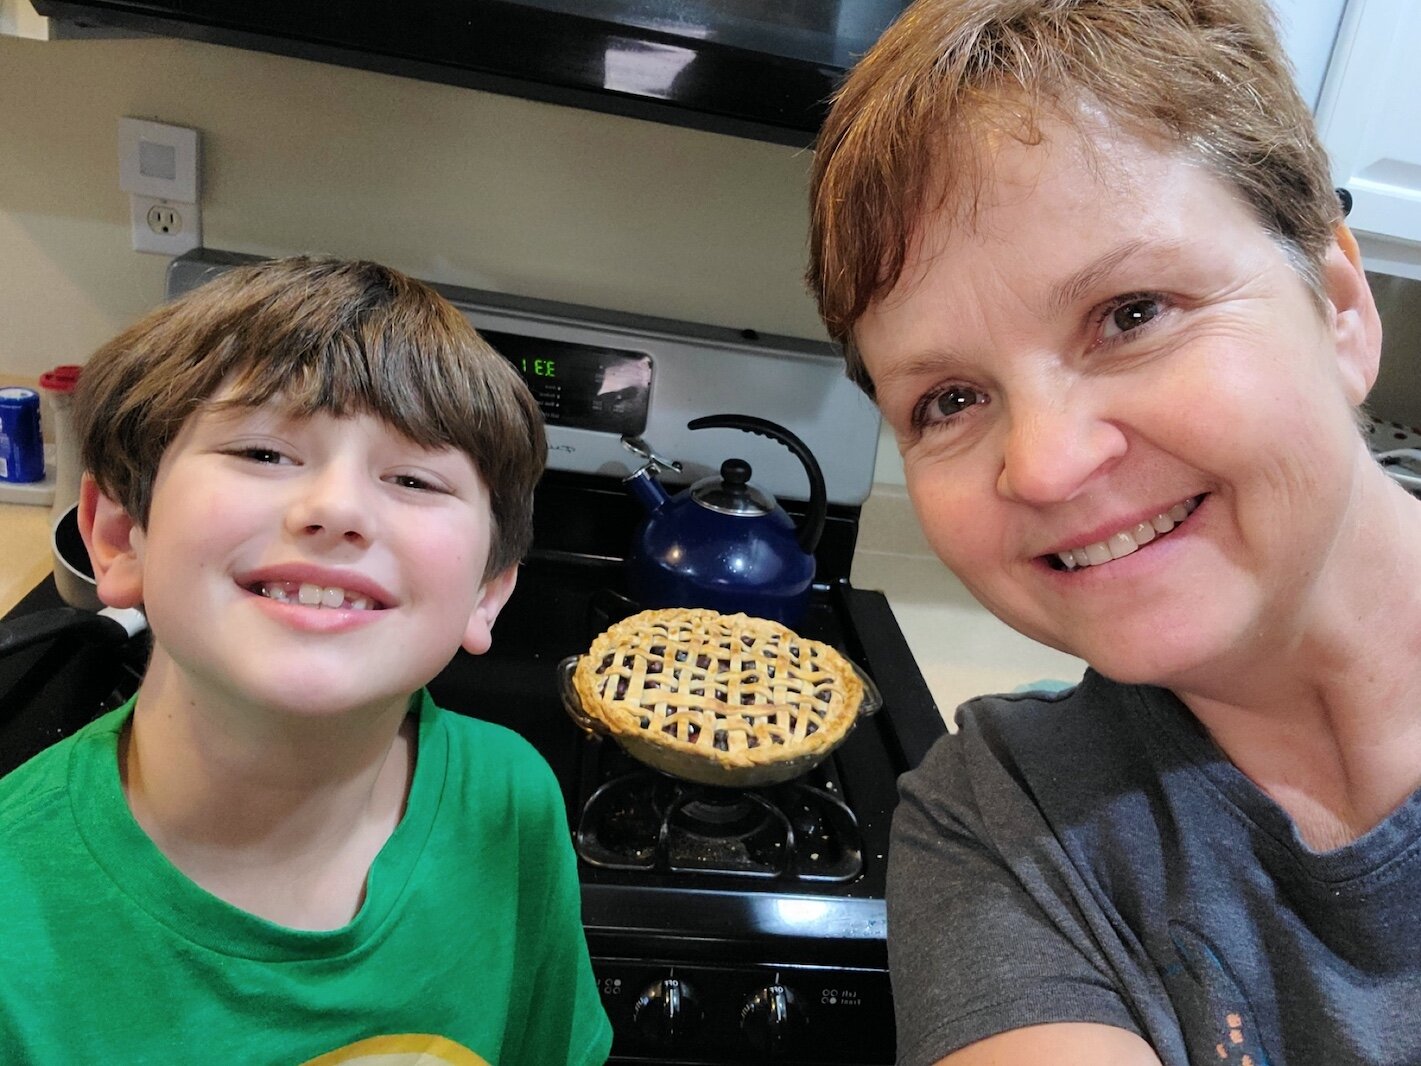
top-left (129, 193), bottom-right (201, 256)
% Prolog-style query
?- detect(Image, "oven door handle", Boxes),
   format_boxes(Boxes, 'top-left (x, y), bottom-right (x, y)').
top-left (0, 606), bottom-right (147, 658)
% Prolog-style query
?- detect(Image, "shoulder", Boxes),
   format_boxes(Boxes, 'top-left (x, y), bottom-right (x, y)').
top-left (0, 705), bottom-right (127, 836)
top-left (906, 672), bottom-right (1167, 804)
top-left (434, 704), bottom-right (558, 781)
top-left (0, 709), bottom-right (131, 924)
top-left (417, 700), bottom-right (579, 905)
top-left (422, 699), bottom-right (564, 822)
top-left (0, 739), bottom-right (70, 837)
top-left (893, 671), bottom-right (1198, 871)
top-left (952, 669), bottom-right (1145, 746)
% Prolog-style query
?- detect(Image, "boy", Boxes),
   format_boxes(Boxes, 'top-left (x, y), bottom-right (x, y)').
top-left (0, 256), bottom-right (613, 1064)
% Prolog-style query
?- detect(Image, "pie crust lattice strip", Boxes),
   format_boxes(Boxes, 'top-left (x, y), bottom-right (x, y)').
top-left (572, 607), bottom-right (865, 770)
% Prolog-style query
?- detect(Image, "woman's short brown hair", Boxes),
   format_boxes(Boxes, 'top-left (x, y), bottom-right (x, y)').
top-left (75, 256), bottom-right (546, 579)
top-left (807, 0), bottom-right (1342, 394)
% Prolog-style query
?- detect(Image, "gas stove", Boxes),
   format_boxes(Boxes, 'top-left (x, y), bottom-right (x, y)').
top-left (432, 546), bottom-right (936, 1064)
top-left (0, 250), bottom-right (945, 1064)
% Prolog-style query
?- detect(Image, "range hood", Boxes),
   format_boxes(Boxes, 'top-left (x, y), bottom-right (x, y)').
top-left (29, 0), bottom-right (909, 147)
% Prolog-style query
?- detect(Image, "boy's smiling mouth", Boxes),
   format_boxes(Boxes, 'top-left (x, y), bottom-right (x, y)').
top-left (247, 580), bottom-right (387, 611)
top-left (1047, 495), bottom-right (1205, 572)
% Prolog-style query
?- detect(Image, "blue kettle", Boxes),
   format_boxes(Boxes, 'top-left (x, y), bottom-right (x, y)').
top-left (621, 414), bottom-right (827, 626)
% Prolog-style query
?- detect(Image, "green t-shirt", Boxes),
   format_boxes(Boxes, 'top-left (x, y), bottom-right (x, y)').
top-left (0, 691), bottom-right (611, 1066)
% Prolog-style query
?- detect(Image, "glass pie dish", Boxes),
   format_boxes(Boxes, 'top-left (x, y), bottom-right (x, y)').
top-left (556, 607), bottom-right (882, 787)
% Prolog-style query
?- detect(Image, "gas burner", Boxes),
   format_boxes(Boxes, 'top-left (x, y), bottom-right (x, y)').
top-left (575, 743), bottom-right (863, 882)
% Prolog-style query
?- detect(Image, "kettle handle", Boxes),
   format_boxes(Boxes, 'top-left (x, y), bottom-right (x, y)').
top-left (687, 414), bottom-right (827, 554)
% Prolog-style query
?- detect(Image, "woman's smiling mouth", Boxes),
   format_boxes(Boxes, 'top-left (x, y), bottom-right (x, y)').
top-left (1049, 495), bottom-right (1204, 571)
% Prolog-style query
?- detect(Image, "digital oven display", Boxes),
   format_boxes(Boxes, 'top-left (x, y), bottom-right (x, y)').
top-left (481, 329), bottom-right (653, 436)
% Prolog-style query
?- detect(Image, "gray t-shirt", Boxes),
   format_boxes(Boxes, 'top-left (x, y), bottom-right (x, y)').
top-left (889, 670), bottom-right (1421, 1066)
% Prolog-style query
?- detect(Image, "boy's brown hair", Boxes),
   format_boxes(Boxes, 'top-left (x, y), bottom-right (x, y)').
top-left (75, 256), bottom-right (546, 580)
top-left (807, 0), bottom-right (1342, 395)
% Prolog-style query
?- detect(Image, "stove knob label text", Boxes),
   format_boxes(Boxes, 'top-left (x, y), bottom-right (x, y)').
top-left (821, 987), bottom-right (863, 1007)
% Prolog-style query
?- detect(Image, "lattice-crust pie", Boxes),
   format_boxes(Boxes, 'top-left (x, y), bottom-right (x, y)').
top-left (572, 607), bottom-right (865, 769)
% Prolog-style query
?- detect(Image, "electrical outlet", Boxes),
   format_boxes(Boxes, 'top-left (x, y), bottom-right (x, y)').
top-left (119, 118), bottom-right (201, 257)
top-left (130, 193), bottom-right (201, 256)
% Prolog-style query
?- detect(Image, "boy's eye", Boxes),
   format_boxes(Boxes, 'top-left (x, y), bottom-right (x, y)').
top-left (1100, 295), bottom-right (1163, 341)
top-left (388, 473), bottom-right (444, 493)
top-left (233, 447), bottom-right (288, 464)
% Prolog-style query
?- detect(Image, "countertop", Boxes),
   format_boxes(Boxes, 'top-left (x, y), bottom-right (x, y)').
top-left (0, 487), bottom-right (1085, 729)
top-left (0, 501), bottom-right (54, 620)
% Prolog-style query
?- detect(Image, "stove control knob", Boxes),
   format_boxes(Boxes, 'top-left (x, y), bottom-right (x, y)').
top-left (632, 977), bottom-right (702, 1046)
top-left (740, 983), bottom-right (806, 1056)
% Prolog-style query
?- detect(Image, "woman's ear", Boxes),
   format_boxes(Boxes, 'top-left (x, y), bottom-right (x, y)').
top-left (78, 474), bottom-right (146, 609)
top-left (1324, 223), bottom-right (1384, 405)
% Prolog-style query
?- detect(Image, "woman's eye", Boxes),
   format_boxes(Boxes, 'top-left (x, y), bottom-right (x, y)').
top-left (931, 384), bottom-right (987, 422)
top-left (1100, 296), bottom-right (1163, 340)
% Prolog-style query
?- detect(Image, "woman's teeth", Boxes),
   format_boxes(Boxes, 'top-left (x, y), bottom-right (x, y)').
top-left (255, 581), bottom-right (375, 611)
top-left (1056, 497), bottom-right (1199, 571)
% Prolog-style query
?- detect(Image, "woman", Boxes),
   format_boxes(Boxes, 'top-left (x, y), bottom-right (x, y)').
top-left (807, 2), bottom-right (1413, 1064)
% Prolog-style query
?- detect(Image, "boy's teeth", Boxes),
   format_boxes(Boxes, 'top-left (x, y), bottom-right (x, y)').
top-left (256, 581), bottom-right (375, 610)
top-left (1056, 498), bottom-right (1198, 571)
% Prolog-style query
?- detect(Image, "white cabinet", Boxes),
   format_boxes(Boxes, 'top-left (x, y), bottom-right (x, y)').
top-left (1270, 0), bottom-right (1348, 109)
top-left (1316, 0), bottom-right (1421, 280)
top-left (0, 0), bottom-right (52, 38)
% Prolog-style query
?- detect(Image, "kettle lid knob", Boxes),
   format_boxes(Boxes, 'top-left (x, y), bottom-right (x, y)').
top-left (721, 459), bottom-right (751, 491)
top-left (691, 458), bottom-right (775, 515)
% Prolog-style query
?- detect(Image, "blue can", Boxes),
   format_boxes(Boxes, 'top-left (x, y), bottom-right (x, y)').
top-left (0, 387), bottom-right (44, 483)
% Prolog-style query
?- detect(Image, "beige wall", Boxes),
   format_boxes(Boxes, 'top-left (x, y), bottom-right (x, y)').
top-left (0, 32), bottom-right (829, 379)
top-left (0, 31), bottom-right (911, 483)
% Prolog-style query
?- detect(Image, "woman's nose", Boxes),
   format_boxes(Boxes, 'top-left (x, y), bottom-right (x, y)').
top-left (285, 463), bottom-right (374, 545)
top-left (996, 399), bottom-right (1128, 505)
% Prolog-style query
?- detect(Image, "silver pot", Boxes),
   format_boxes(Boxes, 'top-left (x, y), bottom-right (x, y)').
top-left (0, 504), bottom-right (146, 659)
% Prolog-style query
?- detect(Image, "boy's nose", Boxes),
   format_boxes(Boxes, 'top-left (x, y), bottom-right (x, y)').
top-left (996, 397), bottom-right (1127, 505)
top-left (285, 464), bottom-right (374, 546)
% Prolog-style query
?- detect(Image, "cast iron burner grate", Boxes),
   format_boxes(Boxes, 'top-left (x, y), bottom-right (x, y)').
top-left (574, 741), bottom-right (863, 881)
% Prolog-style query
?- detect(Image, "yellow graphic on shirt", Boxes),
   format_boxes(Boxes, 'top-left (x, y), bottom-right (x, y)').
top-left (300, 1033), bottom-right (491, 1066)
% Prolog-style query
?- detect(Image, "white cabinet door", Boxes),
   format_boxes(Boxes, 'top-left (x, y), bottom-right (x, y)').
top-left (1270, 0), bottom-right (1348, 109)
top-left (1316, 0), bottom-right (1421, 279)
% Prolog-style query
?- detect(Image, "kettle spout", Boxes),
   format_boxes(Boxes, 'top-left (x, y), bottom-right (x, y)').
top-left (623, 465), bottom-right (671, 513)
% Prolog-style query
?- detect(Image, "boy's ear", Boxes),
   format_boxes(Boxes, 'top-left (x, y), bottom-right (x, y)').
top-left (1324, 222), bottom-right (1384, 405)
top-left (460, 564), bottom-right (519, 656)
top-left (77, 474), bottom-right (146, 610)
